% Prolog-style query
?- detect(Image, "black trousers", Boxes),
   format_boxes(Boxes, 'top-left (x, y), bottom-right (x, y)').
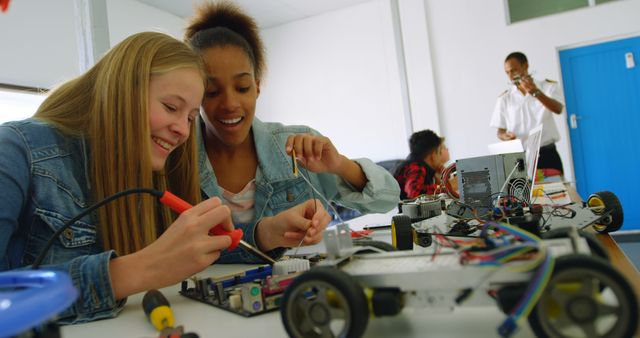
top-left (538, 143), bottom-right (564, 174)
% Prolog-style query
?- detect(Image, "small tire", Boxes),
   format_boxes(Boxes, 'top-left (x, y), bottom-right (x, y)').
top-left (280, 267), bottom-right (369, 338)
top-left (391, 215), bottom-right (413, 250)
top-left (528, 254), bottom-right (638, 338)
top-left (587, 191), bottom-right (624, 233)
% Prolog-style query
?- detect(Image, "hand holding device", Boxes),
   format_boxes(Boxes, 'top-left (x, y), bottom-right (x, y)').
top-left (159, 191), bottom-right (276, 264)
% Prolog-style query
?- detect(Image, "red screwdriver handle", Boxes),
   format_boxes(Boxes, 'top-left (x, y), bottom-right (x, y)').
top-left (159, 191), bottom-right (192, 213)
top-left (159, 191), bottom-right (242, 251)
top-left (208, 226), bottom-right (242, 251)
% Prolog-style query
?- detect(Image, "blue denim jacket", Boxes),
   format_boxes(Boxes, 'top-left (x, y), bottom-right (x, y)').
top-left (0, 119), bottom-right (124, 324)
top-left (198, 118), bottom-right (401, 263)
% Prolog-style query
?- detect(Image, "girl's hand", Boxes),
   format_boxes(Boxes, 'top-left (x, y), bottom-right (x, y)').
top-left (255, 199), bottom-right (331, 252)
top-left (285, 134), bottom-right (367, 190)
top-left (111, 197), bottom-right (234, 298)
top-left (286, 134), bottom-right (344, 174)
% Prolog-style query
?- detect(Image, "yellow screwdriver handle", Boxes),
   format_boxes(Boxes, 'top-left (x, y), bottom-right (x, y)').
top-left (143, 289), bottom-right (175, 331)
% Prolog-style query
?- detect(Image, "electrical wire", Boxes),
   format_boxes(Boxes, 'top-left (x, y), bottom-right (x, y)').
top-left (480, 221), bottom-right (554, 337)
top-left (440, 162), bottom-right (459, 199)
top-left (32, 188), bottom-right (163, 269)
top-left (494, 164), bottom-right (520, 209)
top-left (425, 172), bottom-right (555, 337)
top-left (292, 164), bottom-right (318, 255)
top-left (291, 158), bottom-right (359, 254)
top-left (296, 165), bottom-right (344, 225)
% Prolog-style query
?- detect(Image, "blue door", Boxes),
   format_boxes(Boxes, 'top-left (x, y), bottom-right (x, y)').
top-left (560, 36), bottom-right (640, 231)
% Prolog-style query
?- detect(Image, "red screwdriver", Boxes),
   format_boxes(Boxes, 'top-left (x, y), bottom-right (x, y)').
top-left (158, 192), bottom-right (276, 264)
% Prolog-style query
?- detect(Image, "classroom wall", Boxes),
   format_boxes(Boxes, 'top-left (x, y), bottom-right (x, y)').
top-left (259, 0), bottom-right (410, 162)
top-left (0, 0), bottom-right (186, 88)
top-left (0, 1), bottom-right (79, 88)
top-left (107, 0), bottom-right (185, 45)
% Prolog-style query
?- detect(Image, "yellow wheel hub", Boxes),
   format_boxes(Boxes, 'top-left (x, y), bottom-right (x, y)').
top-left (587, 196), bottom-right (608, 231)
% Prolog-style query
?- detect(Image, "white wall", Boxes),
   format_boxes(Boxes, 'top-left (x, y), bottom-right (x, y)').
top-left (259, 0), bottom-right (410, 162)
top-left (0, 0), bottom-right (185, 89)
top-left (397, 0), bottom-right (440, 134)
top-left (424, 0), bottom-right (640, 183)
top-left (107, 0), bottom-right (185, 45)
top-left (0, 1), bottom-right (79, 88)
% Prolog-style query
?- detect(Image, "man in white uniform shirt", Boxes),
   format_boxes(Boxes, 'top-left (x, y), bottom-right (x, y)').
top-left (490, 51), bottom-right (565, 174)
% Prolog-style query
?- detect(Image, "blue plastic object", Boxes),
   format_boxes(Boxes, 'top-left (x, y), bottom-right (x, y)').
top-left (0, 269), bottom-right (78, 337)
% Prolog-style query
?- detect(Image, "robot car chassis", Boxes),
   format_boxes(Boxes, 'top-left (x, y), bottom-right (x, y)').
top-left (279, 190), bottom-right (638, 338)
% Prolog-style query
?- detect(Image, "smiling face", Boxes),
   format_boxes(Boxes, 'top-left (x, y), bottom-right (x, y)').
top-left (200, 46), bottom-right (260, 148)
top-left (148, 67), bottom-right (204, 170)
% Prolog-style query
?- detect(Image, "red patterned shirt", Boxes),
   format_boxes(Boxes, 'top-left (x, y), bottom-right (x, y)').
top-left (394, 161), bottom-right (437, 200)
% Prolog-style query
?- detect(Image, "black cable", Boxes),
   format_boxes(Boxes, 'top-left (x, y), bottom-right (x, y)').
top-left (540, 211), bottom-right (553, 231)
top-left (32, 188), bottom-right (163, 269)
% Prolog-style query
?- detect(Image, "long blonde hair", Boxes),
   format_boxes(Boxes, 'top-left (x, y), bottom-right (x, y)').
top-left (35, 32), bottom-right (206, 255)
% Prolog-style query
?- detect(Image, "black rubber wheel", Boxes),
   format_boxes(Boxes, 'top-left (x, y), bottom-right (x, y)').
top-left (280, 267), bottom-right (369, 338)
top-left (352, 239), bottom-right (397, 253)
top-left (542, 227), bottom-right (609, 261)
top-left (391, 214), bottom-right (413, 250)
top-left (528, 254), bottom-right (638, 338)
top-left (587, 191), bottom-right (624, 233)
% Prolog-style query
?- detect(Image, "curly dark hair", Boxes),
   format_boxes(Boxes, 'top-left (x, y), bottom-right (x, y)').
top-left (408, 129), bottom-right (444, 161)
top-left (185, 0), bottom-right (266, 81)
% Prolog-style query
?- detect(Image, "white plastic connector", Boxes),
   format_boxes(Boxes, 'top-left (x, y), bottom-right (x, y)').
top-left (273, 258), bottom-right (310, 275)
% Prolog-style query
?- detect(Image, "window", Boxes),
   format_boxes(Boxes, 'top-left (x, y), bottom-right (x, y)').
top-left (0, 86), bottom-right (47, 125)
top-left (506, 0), bottom-right (623, 24)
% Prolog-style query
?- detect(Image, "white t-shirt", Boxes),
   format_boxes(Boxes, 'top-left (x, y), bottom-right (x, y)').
top-left (220, 179), bottom-right (256, 225)
top-left (490, 79), bottom-right (564, 147)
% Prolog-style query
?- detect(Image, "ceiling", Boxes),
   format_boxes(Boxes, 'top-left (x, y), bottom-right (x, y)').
top-left (137, 0), bottom-right (373, 28)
